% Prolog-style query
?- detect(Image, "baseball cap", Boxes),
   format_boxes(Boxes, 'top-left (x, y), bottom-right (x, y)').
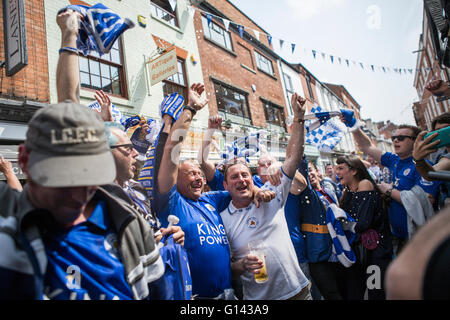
top-left (25, 101), bottom-right (116, 187)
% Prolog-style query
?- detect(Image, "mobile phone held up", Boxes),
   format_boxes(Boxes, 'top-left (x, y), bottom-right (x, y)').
top-left (424, 126), bottom-right (450, 149)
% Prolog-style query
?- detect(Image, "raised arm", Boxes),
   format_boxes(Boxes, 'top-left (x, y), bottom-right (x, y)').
top-left (348, 127), bottom-right (383, 163)
top-left (198, 115), bottom-right (222, 182)
top-left (56, 9), bottom-right (81, 103)
top-left (0, 157), bottom-right (22, 192)
top-left (157, 83), bottom-right (208, 194)
top-left (281, 93), bottom-right (306, 178)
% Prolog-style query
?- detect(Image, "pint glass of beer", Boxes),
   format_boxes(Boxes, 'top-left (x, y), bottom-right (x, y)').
top-left (248, 240), bottom-right (268, 283)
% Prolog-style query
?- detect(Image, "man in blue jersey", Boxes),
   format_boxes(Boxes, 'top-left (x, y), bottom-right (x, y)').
top-left (0, 9), bottom-right (167, 300)
top-left (345, 120), bottom-right (441, 255)
top-left (155, 85), bottom-right (274, 299)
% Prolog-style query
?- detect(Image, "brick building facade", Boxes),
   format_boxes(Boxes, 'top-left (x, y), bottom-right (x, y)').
top-left (413, 4), bottom-right (449, 130)
top-left (0, 0), bottom-right (49, 181)
top-left (192, 0), bottom-right (287, 132)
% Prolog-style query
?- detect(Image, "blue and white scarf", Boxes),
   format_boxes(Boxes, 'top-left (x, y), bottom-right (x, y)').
top-left (325, 204), bottom-right (357, 268)
top-left (138, 94), bottom-right (184, 200)
top-left (59, 3), bottom-right (134, 56)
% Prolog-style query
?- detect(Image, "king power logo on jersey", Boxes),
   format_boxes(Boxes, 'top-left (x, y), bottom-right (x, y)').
top-left (197, 223), bottom-right (228, 246)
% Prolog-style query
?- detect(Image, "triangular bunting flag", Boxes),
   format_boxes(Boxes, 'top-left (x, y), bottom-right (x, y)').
top-left (345, 59), bottom-right (349, 67)
top-left (382, 66), bottom-right (386, 73)
top-left (291, 43), bottom-right (296, 54)
top-left (312, 50), bottom-right (317, 59)
top-left (206, 13), bottom-right (213, 27)
top-left (330, 55), bottom-right (334, 64)
top-left (321, 52), bottom-right (326, 60)
top-left (338, 57), bottom-right (342, 65)
top-left (253, 29), bottom-right (260, 40)
top-left (267, 34), bottom-right (272, 46)
top-left (280, 39), bottom-right (285, 50)
top-left (238, 25), bottom-right (244, 38)
top-left (359, 62), bottom-right (364, 69)
top-left (223, 18), bottom-right (230, 31)
top-left (169, 0), bottom-right (177, 12)
top-left (371, 65), bottom-right (374, 71)
top-left (188, 6), bottom-right (195, 19)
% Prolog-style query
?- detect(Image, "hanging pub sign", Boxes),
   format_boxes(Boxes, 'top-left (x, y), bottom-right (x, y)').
top-left (147, 47), bottom-right (178, 86)
top-left (3, 0), bottom-right (28, 76)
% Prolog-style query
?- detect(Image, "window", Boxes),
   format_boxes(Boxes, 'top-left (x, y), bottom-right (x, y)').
top-left (79, 40), bottom-right (126, 97)
top-left (162, 59), bottom-right (187, 101)
top-left (239, 43), bottom-right (255, 70)
top-left (283, 72), bottom-right (294, 115)
top-left (151, 0), bottom-right (178, 27)
top-left (202, 16), bottom-right (233, 51)
top-left (305, 75), bottom-right (315, 102)
top-left (213, 81), bottom-right (251, 124)
top-left (262, 100), bottom-right (286, 130)
top-left (254, 51), bottom-right (274, 76)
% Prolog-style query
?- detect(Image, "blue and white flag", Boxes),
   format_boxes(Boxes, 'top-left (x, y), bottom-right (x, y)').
top-left (304, 106), bottom-right (361, 153)
top-left (326, 204), bottom-right (356, 268)
top-left (304, 105), bottom-right (345, 153)
top-left (219, 130), bottom-right (266, 165)
top-left (59, 3), bottom-right (135, 56)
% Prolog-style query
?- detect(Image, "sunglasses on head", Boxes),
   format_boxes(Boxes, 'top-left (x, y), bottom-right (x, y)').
top-left (391, 135), bottom-right (416, 142)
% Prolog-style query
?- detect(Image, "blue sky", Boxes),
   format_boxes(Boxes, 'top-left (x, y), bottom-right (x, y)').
top-left (229, 0), bottom-right (423, 125)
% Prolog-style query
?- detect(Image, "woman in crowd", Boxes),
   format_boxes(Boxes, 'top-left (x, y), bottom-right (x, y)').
top-left (335, 155), bottom-right (393, 300)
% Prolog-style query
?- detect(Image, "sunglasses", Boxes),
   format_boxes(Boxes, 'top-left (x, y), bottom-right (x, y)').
top-left (110, 143), bottom-right (134, 153)
top-left (391, 135), bottom-right (416, 142)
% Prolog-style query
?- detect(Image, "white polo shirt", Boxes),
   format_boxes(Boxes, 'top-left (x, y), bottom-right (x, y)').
top-left (220, 169), bottom-right (309, 300)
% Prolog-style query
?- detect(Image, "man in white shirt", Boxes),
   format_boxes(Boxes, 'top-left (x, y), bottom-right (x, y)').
top-left (220, 93), bottom-right (311, 300)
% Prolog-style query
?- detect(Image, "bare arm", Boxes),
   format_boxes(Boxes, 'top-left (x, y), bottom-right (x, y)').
top-left (197, 115), bottom-right (222, 182)
top-left (0, 157), bottom-right (22, 192)
top-left (56, 9), bottom-right (81, 103)
top-left (350, 127), bottom-right (383, 163)
top-left (289, 170), bottom-right (307, 195)
top-left (282, 93), bottom-right (306, 178)
top-left (157, 83), bottom-right (208, 194)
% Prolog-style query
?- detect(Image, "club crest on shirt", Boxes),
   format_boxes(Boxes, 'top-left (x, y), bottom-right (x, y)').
top-left (204, 204), bottom-right (216, 212)
top-left (247, 217), bottom-right (259, 229)
top-left (134, 190), bottom-right (147, 201)
top-left (104, 233), bottom-right (119, 259)
top-left (403, 168), bottom-right (411, 176)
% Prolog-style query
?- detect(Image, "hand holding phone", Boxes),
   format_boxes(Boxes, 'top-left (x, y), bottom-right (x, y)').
top-left (424, 126), bottom-right (450, 149)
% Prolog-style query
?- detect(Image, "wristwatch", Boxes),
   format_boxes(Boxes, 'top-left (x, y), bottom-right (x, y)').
top-left (412, 158), bottom-right (427, 166)
top-left (385, 187), bottom-right (393, 198)
top-left (184, 105), bottom-right (197, 116)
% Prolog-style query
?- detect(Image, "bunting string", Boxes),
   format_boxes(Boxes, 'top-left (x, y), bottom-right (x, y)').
top-left (184, 3), bottom-right (427, 77)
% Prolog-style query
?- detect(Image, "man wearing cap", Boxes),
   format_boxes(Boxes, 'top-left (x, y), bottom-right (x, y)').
top-left (0, 9), bottom-right (167, 300)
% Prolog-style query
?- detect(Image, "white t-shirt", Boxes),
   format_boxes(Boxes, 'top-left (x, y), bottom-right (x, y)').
top-left (220, 169), bottom-right (309, 300)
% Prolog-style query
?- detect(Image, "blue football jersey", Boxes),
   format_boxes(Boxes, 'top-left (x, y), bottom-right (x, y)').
top-left (381, 152), bottom-right (441, 239)
top-left (155, 186), bottom-right (232, 298)
top-left (44, 200), bottom-right (133, 300)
